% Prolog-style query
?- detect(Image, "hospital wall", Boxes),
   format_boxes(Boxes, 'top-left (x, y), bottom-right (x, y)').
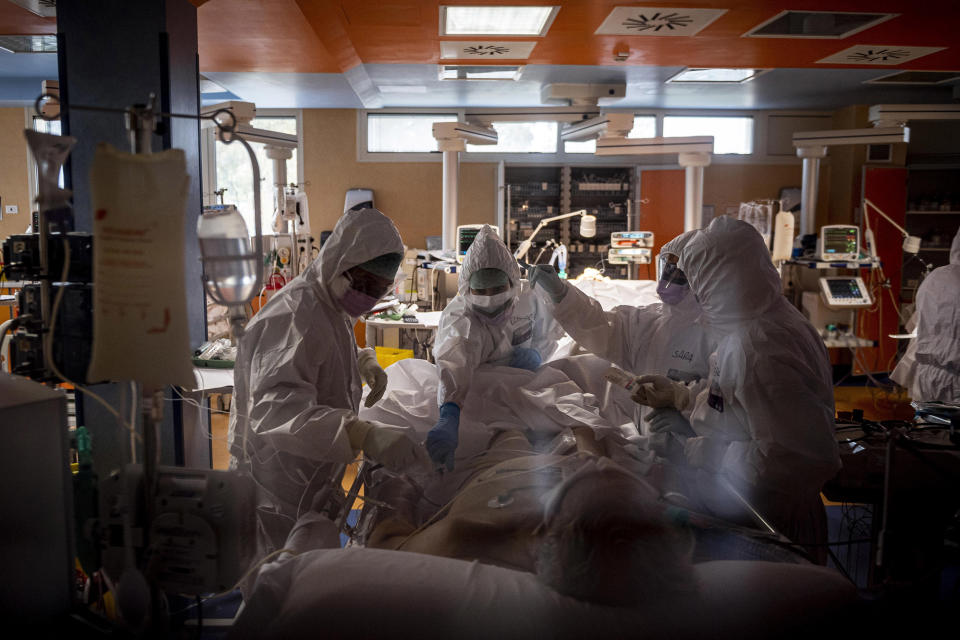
top-left (0, 108), bottom-right (32, 242)
top-left (299, 108), bottom-right (839, 248)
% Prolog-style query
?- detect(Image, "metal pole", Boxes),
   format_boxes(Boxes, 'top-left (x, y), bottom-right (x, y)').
top-left (798, 147), bottom-right (826, 237)
top-left (442, 149), bottom-right (459, 252)
top-left (679, 152), bottom-right (710, 232)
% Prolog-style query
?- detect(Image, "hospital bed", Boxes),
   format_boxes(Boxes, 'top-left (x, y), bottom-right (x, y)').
top-left (229, 531), bottom-right (857, 639)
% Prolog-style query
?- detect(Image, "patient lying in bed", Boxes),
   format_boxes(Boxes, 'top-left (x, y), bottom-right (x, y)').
top-left (229, 427), bottom-right (857, 639)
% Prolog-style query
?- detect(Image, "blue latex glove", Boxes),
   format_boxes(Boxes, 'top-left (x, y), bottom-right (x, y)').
top-left (527, 264), bottom-right (567, 303)
top-left (509, 347), bottom-right (542, 371)
top-left (645, 407), bottom-right (695, 438)
top-left (426, 402), bottom-right (461, 471)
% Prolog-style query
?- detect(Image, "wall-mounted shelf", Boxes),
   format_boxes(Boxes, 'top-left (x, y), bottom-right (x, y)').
top-left (906, 211), bottom-right (960, 215)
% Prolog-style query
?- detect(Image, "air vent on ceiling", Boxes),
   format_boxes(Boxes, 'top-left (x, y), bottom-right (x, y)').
top-left (594, 6), bottom-right (727, 36)
top-left (0, 34), bottom-right (56, 53)
top-left (865, 70), bottom-right (960, 85)
top-left (7, 0), bottom-right (55, 18)
top-left (744, 11), bottom-right (896, 38)
top-left (439, 41), bottom-right (536, 60)
top-left (439, 65), bottom-right (523, 81)
top-left (818, 45), bottom-right (946, 66)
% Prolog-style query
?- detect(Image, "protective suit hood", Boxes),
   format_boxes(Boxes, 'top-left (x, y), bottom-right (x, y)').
top-left (660, 230), bottom-right (702, 316)
top-left (679, 216), bottom-right (781, 325)
top-left (304, 207), bottom-right (404, 305)
top-left (458, 225), bottom-right (520, 299)
top-left (661, 230), bottom-right (699, 260)
top-left (951, 227), bottom-right (960, 265)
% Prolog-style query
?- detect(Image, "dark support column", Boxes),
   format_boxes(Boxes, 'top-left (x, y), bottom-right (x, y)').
top-left (56, 1), bottom-right (205, 475)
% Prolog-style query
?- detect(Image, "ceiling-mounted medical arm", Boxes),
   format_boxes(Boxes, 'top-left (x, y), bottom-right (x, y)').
top-left (432, 122), bottom-right (498, 252)
top-left (791, 126), bottom-right (910, 237)
top-left (594, 136), bottom-right (714, 232)
top-left (513, 209), bottom-right (589, 262)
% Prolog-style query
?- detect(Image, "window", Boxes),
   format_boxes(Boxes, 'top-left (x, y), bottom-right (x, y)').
top-left (466, 121), bottom-right (558, 153)
top-left (662, 116), bottom-right (754, 154)
top-left (367, 114), bottom-right (459, 153)
top-left (215, 116), bottom-right (299, 235)
top-left (31, 116), bottom-right (64, 194)
top-left (564, 115), bottom-right (657, 153)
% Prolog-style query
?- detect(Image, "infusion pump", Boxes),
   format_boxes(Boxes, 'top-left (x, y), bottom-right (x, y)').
top-left (609, 231), bottom-right (654, 264)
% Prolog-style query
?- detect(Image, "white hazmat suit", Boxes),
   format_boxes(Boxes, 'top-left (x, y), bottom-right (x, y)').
top-left (434, 225), bottom-right (563, 408)
top-left (679, 216), bottom-right (841, 556)
top-left (228, 208), bottom-right (411, 558)
top-left (544, 231), bottom-right (711, 430)
top-left (891, 228), bottom-right (960, 403)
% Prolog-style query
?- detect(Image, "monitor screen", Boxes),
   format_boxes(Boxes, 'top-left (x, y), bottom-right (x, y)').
top-left (827, 278), bottom-right (863, 299)
top-left (458, 227), bottom-right (483, 255)
top-left (823, 227), bottom-right (858, 256)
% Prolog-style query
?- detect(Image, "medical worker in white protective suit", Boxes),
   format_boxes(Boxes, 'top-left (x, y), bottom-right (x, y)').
top-left (891, 227), bottom-right (960, 403)
top-left (426, 225), bottom-right (563, 471)
top-left (528, 231), bottom-right (711, 441)
top-left (639, 217), bottom-right (840, 559)
top-left (229, 207), bottom-right (427, 558)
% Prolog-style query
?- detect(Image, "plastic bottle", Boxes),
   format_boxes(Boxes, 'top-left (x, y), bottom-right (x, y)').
top-left (771, 210), bottom-right (795, 262)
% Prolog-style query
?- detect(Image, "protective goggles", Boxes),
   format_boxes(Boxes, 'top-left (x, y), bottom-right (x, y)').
top-left (657, 256), bottom-right (688, 288)
top-left (345, 266), bottom-right (395, 299)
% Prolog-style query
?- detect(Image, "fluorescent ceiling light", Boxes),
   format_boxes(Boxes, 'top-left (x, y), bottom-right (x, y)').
top-left (441, 6), bottom-right (558, 36)
top-left (667, 68), bottom-right (764, 83)
top-left (440, 65), bottom-right (523, 80)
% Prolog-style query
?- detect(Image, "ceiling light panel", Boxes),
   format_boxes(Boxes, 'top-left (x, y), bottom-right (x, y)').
top-left (818, 45), bottom-right (946, 66)
top-left (440, 41), bottom-right (537, 60)
top-left (864, 70), bottom-right (960, 85)
top-left (441, 6), bottom-right (559, 36)
top-left (744, 11), bottom-right (897, 39)
top-left (594, 6), bottom-right (727, 36)
top-left (668, 68), bottom-right (765, 83)
top-left (0, 35), bottom-right (56, 53)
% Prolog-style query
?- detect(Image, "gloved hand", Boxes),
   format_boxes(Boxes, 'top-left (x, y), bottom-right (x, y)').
top-left (645, 407), bottom-right (696, 437)
top-left (426, 402), bottom-right (461, 471)
top-left (631, 374), bottom-right (692, 411)
top-left (509, 347), bottom-right (542, 371)
top-left (683, 436), bottom-right (728, 473)
top-left (527, 264), bottom-right (567, 303)
top-left (648, 432), bottom-right (686, 464)
top-left (362, 424), bottom-right (430, 473)
top-left (358, 348), bottom-right (388, 408)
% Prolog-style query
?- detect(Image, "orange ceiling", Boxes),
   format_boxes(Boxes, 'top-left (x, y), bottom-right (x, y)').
top-left (2, 1), bottom-right (959, 74)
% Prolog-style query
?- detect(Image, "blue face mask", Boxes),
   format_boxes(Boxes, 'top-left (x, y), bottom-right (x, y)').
top-left (657, 279), bottom-right (689, 305)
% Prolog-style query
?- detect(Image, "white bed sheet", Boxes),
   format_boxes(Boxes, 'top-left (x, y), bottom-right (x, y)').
top-left (230, 546), bottom-right (857, 640)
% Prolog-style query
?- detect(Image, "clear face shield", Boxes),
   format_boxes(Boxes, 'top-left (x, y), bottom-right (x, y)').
top-left (656, 254), bottom-right (689, 305)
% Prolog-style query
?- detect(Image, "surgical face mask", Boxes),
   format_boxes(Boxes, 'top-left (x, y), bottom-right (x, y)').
top-left (657, 279), bottom-right (689, 305)
top-left (465, 290), bottom-right (514, 325)
top-left (340, 287), bottom-right (379, 316)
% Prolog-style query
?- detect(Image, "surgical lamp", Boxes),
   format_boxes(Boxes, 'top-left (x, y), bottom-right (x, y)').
top-left (513, 209), bottom-right (596, 263)
top-left (863, 197), bottom-right (922, 254)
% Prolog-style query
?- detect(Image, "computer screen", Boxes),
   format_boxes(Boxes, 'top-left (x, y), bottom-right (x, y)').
top-left (458, 227), bottom-right (481, 255)
top-left (822, 226), bottom-right (859, 257)
top-left (827, 278), bottom-right (863, 299)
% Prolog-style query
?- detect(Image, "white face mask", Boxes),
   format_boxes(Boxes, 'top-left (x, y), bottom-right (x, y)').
top-left (464, 289), bottom-right (513, 311)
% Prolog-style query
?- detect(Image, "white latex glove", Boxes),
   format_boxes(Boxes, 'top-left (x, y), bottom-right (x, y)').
top-left (683, 436), bottom-right (728, 473)
top-left (358, 348), bottom-right (388, 408)
top-left (363, 425), bottom-right (431, 473)
top-left (631, 374), bottom-right (692, 411)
